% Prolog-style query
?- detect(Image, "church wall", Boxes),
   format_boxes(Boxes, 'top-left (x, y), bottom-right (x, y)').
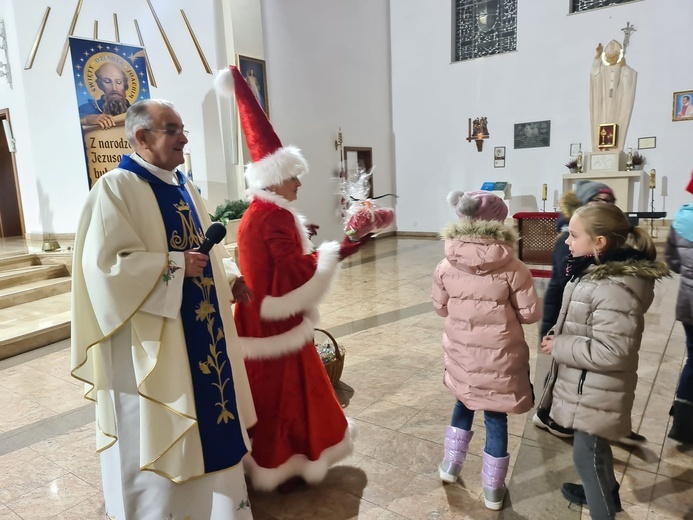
top-left (2, 0), bottom-right (392, 241)
top-left (0, 0), bottom-right (41, 236)
top-left (261, 0), bottom-right (395, 240)
top-left (0, 0), bottom-right (257, 235)
top-left (391, 0), bottom-right (693, 232)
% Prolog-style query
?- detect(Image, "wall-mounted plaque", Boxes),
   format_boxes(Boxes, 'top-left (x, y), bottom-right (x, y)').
top-left (513, 120), bottom-right (551, 149)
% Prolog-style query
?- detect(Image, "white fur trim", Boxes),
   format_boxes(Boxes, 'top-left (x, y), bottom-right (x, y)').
top-left (214, 68), bottom-right (234, 96)
top-left (244, 419), bottom-right (356, 491)
top-left (260, 241), bottom-right (339, 321)
top-left (245, 146), bottom-right (309, 190)
top-left (240, 316), bottom-right (316, 359)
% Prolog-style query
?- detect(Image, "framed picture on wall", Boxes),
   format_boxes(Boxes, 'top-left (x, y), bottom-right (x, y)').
top-left (237, 55), bottom-right (270, 118)
top-left (672, 90), bottom-right (693, 121)
top-left (638, 136), bottom-right (656, 149)
top-left (570, 143), bottom-right (581, 156)
top-left (597, 123), bottom-right (617, 149)
top-left (494, 146), bottom-right (505, 168)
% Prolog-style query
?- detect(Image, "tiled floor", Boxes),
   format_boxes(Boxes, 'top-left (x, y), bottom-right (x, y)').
top-left (0, 237), bottom-right (691, 519)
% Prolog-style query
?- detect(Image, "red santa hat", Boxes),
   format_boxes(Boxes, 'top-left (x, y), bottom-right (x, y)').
top-left (214, 66), bottom-right (308, 190)
top-left (686, 170), bottom-right (693, 196)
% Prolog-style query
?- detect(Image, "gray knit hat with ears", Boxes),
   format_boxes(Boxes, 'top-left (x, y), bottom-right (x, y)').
top-left (447, 190), bottom-right (508, 222)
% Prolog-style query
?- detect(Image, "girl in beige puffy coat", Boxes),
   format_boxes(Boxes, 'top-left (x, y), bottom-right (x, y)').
top-left (540, 203), bottom-right (668, 520)
top-left (432, 191), bottom-right (541, 511)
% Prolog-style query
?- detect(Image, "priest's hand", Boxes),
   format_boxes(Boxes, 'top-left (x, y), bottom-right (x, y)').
top-left (595, 43), bottom-right (603, 59)
top-left (231, 276), bottom-right (252, 305)
top-left (184, 250), bottom-right (209, 277)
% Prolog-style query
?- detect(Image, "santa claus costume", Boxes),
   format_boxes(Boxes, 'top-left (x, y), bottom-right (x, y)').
top-left (215, 66), bottom-right (355, 492)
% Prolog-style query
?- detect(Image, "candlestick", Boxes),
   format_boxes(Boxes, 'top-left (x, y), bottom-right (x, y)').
top-left (649, 169), bottom-right (656, 189)
top-left (184, 151), bottom-right (192, 179)
top-left (542, 183), bottom-right (547, 201)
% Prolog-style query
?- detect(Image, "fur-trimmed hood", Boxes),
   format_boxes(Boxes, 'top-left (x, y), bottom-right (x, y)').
top-left (441, 219), bottom-right (518, 243)
top-left (441, 220), bottom-right (518, 274)
top-left (559, 191), bottom-right (583, 221)
top-left (584, 258), bottom-right (670, 281)
top-left (581, 257), bottom-right (670, 312)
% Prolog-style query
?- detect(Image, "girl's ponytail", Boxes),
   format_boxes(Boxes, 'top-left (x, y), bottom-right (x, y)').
top-left (628, 226), bottom-right (656, 261)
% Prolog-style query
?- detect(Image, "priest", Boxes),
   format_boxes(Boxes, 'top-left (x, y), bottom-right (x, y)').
top-left (71, 99), bottom-right (256, 519)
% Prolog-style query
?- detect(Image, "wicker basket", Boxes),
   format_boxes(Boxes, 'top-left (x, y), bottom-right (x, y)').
top-left (315, 328), bottom-right (344, 387)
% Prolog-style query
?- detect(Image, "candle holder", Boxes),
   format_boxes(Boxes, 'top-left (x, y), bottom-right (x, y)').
top-left (541, 183), bottom-right (547, 212)
top-left (466, 117), bottom-right (489, 152)
top-left (183, 150), bottom-right (193, 180)
top-left (649, 169), bottom-right (656, 237)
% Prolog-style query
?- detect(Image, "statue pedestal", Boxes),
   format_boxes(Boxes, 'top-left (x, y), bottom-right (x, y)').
top-left (562, 171), bottom-right (647, 212)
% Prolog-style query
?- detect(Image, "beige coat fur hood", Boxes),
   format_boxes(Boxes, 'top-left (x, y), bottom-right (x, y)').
top-left (547, 257), bottom-right (669, 440)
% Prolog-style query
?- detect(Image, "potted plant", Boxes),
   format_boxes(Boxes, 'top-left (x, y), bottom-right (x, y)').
top-left (210, 199), bottom-right (250, 243)
top-left (565, 159), bottom-right (578, 173)
top-left (632, 151), bottom-right (647, 170)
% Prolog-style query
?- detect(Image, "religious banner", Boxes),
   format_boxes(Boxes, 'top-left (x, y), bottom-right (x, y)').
top-left (69, 37), bottom-right (151, 188)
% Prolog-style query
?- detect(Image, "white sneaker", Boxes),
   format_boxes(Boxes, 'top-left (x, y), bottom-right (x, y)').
top-left (532, 412), bottom-right (574, 438)
top-left (617, 431), bottom-right (647, 447)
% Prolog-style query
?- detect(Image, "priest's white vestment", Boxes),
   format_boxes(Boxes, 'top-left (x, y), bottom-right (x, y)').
top-left (71, 154), bottom-right (256, 520)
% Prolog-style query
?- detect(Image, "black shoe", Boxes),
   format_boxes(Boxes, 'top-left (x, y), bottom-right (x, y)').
top-left (561, 483), bottom-right (622, 512)
top-left (618, 431), bottom-right (647, 447)
top-left (532, 412), bottom-right (574, 438)
top-left (668, 400), bottom-right (693, 444)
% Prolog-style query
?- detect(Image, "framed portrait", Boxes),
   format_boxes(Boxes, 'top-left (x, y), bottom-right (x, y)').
top-left (237, 55), bottom-right (269, 118)
top-left (638, 136), bottom-right (656, 150)
top-left (597, 123), bottom-right (617, 149)
top-left (672, 90), bottom-right (693, 122)
top-left (494, 146), bottom-right (505, 168)
top-left (570, 143), bottom-right (581, 156)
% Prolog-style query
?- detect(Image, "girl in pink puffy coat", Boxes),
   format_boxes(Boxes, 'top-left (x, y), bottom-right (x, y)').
top-left (432, 191), bottom-right (541, 511)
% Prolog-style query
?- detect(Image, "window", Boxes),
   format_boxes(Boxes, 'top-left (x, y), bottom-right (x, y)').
top-left (452, 0), bottom-right (517, 63)
top-left (570, 0), bottom-right (638, 14)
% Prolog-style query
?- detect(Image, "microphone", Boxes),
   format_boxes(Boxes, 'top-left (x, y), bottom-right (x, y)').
top-left (197, 222), bottom-right (227, 255)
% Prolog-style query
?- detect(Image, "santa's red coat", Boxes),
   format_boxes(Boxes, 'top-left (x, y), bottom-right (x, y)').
top-left (234, 189), bottom-right (353, 491)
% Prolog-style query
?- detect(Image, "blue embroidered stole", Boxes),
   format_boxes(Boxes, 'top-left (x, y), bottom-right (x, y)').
top-left (118, 155), bottom-right (247, 472)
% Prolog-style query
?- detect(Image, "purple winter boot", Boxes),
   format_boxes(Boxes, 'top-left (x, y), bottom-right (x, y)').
top-left (481, 451), bottom-right (510, 510)
top-left (439, 426), bottom-right (474, 483)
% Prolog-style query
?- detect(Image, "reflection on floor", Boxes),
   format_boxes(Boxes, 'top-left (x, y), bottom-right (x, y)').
top-left (0, 237), bottom-right (690, 519)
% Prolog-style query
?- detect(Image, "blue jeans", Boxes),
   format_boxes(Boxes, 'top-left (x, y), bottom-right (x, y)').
top-left (677, 323), bottom-right (693, 402)
top-left (450, 400), bottom-right (508, 458)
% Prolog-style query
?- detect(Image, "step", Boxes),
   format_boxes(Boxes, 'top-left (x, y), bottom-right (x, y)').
top-left (0, 293), bottom-right (71, 360)
top-left (0, 276), bottom-right (72, 309)
top-left (0, 264), bottom-right (68, 290)
top-left (0, 254), bottom-right (41, 271)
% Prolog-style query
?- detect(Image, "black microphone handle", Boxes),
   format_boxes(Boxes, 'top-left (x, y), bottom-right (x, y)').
top-left (197, 239), bottom-right (215, 255)
top-left (196, 222), bottom-right (227, 255)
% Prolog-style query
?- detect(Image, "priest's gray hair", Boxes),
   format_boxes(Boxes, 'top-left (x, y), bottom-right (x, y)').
top-left (125, 99), bottom-right (176, 147)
